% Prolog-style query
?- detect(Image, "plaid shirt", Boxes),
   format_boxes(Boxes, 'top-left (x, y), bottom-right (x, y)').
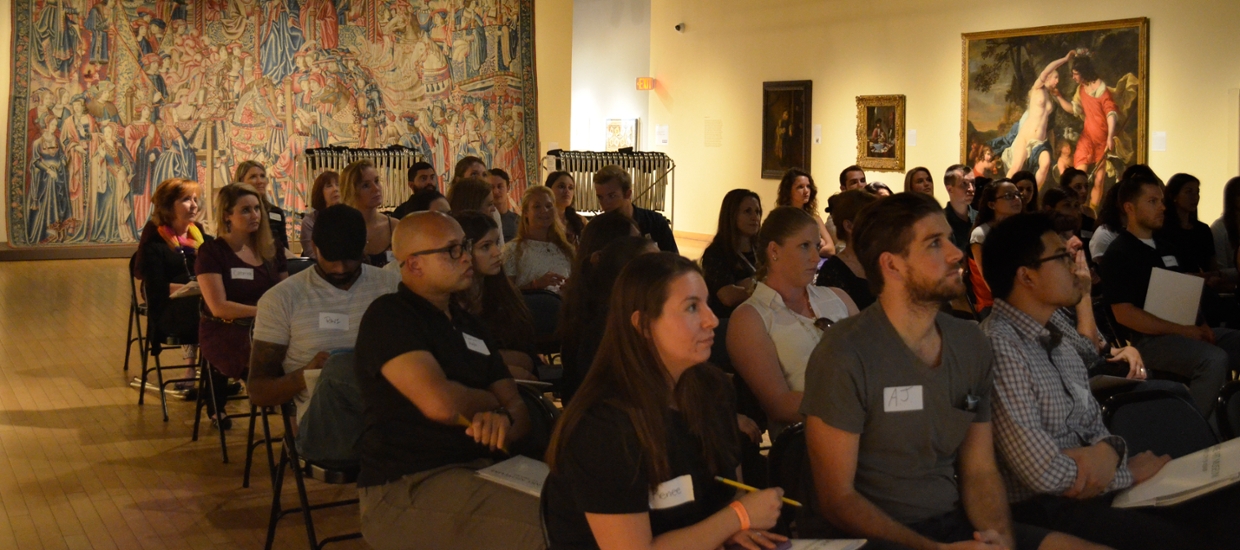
top-left (982, 299), bottom-right (1132, 503)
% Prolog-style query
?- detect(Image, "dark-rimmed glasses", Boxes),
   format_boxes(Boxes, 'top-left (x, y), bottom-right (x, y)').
top-left (1028, 251), bottom-right (1072, 268)
top-left (406, 239), bottom-right (474, 260)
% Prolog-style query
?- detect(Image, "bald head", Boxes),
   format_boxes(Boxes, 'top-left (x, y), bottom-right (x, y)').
top-left (394, 211), bottom-right (464, 263)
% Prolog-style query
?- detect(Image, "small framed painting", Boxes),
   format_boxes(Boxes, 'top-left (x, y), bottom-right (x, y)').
top-left (762, 80), bottom-right (813, 179)
top-left (856, 95), bottom-right (906, 172)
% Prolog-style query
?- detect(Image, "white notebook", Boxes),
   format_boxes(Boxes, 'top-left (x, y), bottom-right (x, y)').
top-left (787, 540), bottom-right (867, 550)
top-left (475, 455), bottom-right (549, 498)
top-left (1143, 268), bottom-right (1203, 326)
top-left (1112, 438), bottom-right (1240, 508)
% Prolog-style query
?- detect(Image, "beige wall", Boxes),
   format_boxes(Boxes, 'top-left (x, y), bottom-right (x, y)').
top-left (648, 0), bottom-right (1240, 235)
top-left (536, 0), bottom-right (574, 179)
top-left (1, 11), bottom-right (12, 243)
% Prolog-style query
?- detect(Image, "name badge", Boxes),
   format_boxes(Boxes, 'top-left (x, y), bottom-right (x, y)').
top-left (883, 385), bottom-right (924, 412)
top-left (269, 211), bottom-right (283, 221)
top-left (230, 267), bottom-right (254, 280)
top-left (385, 250), bottom-right (396, 264)
top-left (463, 333), bottom-right (491, 356)
top-left (1081, 230), bottom-right (1094, 239)
top-left (1161, 255), bottom-right (1179, 268)
top-left (319, 312), bottom-right (349, 331)
top-left (648, 474), bottom-right (695, 510)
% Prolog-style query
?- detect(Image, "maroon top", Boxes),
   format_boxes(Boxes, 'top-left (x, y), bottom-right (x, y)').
top-left (195, 238), bottom-right (287, 378)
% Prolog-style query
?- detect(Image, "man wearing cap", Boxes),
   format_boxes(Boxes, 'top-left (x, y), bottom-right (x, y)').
top-left (248, 205), bottom-right (401, 461)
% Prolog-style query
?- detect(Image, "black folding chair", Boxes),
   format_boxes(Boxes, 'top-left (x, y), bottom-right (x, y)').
top-left (124, 253), bottom-right (146, 372)
top-left (191, 358), bottom-right (261, 464)
top-left (243, 404), bottom-right (280, 488)
top-left (136, 328), bottom-right (199, 422)
top-left (265, 402), bottom-right (362, 550)
top-left (1103, 389), bottom-right (1218, 458)
top-left (512, 382), bottom-right (561, 461)
top-left (287, 257), bottom-right (315, 275)
top-left (1218, 381), bottom-right (1240, 441)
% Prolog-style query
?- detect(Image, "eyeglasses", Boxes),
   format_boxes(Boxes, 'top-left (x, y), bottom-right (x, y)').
top-left (405, 239), bottom-right (474, 260)
top-left (996, 193), bottom-right (1023, 202)
top-left (1028, 251), bottom-right (1073, 268)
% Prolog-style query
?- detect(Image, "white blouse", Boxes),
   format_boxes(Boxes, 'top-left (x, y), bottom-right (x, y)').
top-left (502, 240), bottom-right (573, 290)
top-left (740, 282), bottom-right (850, 392)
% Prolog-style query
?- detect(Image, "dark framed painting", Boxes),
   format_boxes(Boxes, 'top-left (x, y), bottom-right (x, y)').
top-left (962, 18), bottom-right (1148, 209)
top-left (762, 80), bottom-right (812, 179)
top-left (856, 95), bottom-right (906, 171)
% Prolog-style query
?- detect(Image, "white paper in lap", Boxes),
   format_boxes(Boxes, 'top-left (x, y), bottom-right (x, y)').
top-left (1143, 268), bottom-right (1203, 326)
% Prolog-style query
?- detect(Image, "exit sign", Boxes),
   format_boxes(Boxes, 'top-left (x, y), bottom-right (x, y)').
top-left (636, 77), bottom-right (655, 91)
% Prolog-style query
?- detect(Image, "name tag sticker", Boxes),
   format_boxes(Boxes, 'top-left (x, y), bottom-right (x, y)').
top-left (1081, 230), bottom-right (1094, 239)
top-left (648, 474), bottom-right (695, 510)
top-left (269, 211), bottom-right (283, 221)
top-left (1161, 255), bottom-right (1179, 268)
top-left (319, 312), bottom-right (349, 331)
top-left (385, 250), bottom-right (396, 263)
top-left (463, 333), bottom-right (491, 356)
top-left (883, 385), bottom-right (924, 413)
top-left (230, 267), bottom-right (254, 280)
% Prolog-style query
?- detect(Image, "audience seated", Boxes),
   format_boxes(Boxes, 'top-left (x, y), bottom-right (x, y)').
top-left (404, 188), bottom-right (451, 215)
top-left (546, 171), bottom-right (587, 245)
top-left (1101, 175), bottom-right (1240, 416)
top-left (1210, 176), bottom-right (1240, 285)
top-left (1041, 187), bottom-right (1094, 258)
top-left (136, 178), bottom-right (212, 374)
top-left (816, 190), bottom-right (879, 309)
top-left (450, 155), bottom-right (488, 185)
top-left (903, 166), bottom-right (934, 196)
top-left (839, 165), bottom-right (867, 191)
top-left (391, 161), bottom-right (438, 220)
top-left (776, 168), bottom-right (836, 258)
top-left (1157, 173), bottom-right (1223, 284)
top-left (543, 252), bottom-right (787, 550)
top-left (196, 183), bottom-right (288, 427)
top-left (700, 189), bottom-right (762, 318)
top-left (943, 164), bottom-right (978, 250)
top-left (729, 207), bottom-right (858, 434)
top-left (452, 210), bottom-right (539, 380)
top-left (488, 168), bottom-right (520, 241)
top-left (1060, 167), bottom-right (1098, 229)
top-left (1013, 170), bottom-right (1039, 212)
top-left (353, 212), bottom-right (541, 550)
top-left (801, 193), bottom-right (1097, 550)
top-left (235, 160), bottom-right (290, 256)
top-left (980, 212), bottom-right (1239, 549)
top-left (864, 181), bottom-right (893, 197)
top-left (593, 165), bottom-right (678, 252)
top-left (300, 171), bottom-right (339, 260)
top-left (1088, 184), bottom-right (1125, 263)
top-left (340, 160), bottom-right (397, 267)
top-left (247, 205), bottom-right (400, 463)
top-left (503, 186), bottom-right (574, 292)
top-left (970, 178), bottom-right (1024, 311)
top-left (447, 176), bottom-right (497, 214)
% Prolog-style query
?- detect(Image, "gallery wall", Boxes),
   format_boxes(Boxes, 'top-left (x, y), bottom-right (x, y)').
top-left (646, 0), bottom-right (1240, 236)
top-left (535, 0), bottom-right (573, 158)
top-left (569, 0), bottom-right (650, 151)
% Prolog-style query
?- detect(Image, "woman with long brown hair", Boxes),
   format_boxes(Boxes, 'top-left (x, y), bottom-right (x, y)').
top-left (299, 170), bottom-right (340, 259)
top-left (339, 159), bottom-right (397, 267)
top-left (544, 252), bottom-right (787, 550)
top-left (776, 168), bottom-right (835, 258)
top-left (700, 189), bottom-right (762, 318)
top-left (233, 160), bottom-right (289, 254)
top-left (547, 171), bottom-right (587, 244)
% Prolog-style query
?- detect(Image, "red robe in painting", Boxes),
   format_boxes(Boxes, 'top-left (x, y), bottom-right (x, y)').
top-left (301, 0), bottom-right (339, 50)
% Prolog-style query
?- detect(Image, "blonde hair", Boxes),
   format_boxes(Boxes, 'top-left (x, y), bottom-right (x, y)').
top-left (339, 159), bottom-right (377, 210)
top-left (513, 186), bottom-right (575, 266)
top-left (214, 183), bottom-right (276, 262)
top-left (232, 160), bottom-right (265, 186)
top-left (150, 178), bottom-right (201, 226)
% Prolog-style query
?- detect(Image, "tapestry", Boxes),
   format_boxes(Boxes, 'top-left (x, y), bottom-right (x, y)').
top-left (6, 0), bottom-right (539, 248)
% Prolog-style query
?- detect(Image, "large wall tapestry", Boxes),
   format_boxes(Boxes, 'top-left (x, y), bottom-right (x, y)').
top-left (7, 0), bottom-right (539, 249)
top-left (962, 18), bottom-right (1147, 209)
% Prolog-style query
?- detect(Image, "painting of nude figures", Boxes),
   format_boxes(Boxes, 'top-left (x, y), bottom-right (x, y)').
top-left (6, 0), bottom-right (538, 251)
top-left (962, 18), bottom-right (1147, 209)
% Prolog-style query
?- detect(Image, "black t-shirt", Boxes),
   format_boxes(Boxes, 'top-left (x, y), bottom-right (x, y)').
top-left (354, 284), bottom-right (512, 487)
top-left (700, 242), bottom-right (756, 318)
top-left (944, 205), bottom-right (975, 252)
top-left (392, 192), bottom-right (418, 220)
top-left (543, 404), bottom-right (737, 550)
top-left (1156, 220), bottom-right (1215, 274)
top-left (815, 256), bottom-right (875, 310)
top-left (631, 205), bottom-right (678, 252)
top-left (1100, 231), bottom-right (1183, 324)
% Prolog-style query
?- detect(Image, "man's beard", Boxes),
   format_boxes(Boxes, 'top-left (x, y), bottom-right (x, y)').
top-left (907, 266), bottom-right (965, 305)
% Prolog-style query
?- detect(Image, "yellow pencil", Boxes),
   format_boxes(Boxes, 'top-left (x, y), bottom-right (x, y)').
top-left (714, 476), bottom-right (802, 507)
top-left (456, 414), bottom-right (509, 455)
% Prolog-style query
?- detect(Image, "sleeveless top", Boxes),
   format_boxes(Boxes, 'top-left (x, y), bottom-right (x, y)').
top-left (740, 282), bottom-right (850, 393)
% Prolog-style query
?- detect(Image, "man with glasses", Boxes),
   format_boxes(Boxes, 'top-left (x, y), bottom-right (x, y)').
top-left (249, 204), bottom-right (401, 460)
top-left (943, 164), bottom-right (977, 250)
top-left (980, 213), bottom-right (1236, 549)
top-left (593, 164), bottom-right (678, 252)
top-left (353, 212), bottom-right (541, 550)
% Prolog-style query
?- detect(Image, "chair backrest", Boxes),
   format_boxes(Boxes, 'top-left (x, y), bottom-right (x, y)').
top-left (513, 383), bottom-right (561, 461)
top-left (1103, 389), bottom-right (1218, 459)
top-left (1218, 382), bottom-right (1240, 441)
top-left (287, 257), bottom-right (315, 275)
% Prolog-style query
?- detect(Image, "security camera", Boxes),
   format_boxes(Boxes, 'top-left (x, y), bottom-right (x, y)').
top-left (674, 23), bottom-right (684, 33)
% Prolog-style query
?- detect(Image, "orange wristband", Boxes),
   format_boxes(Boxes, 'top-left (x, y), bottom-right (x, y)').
top-left (728, 501), bottom-right (750, 531)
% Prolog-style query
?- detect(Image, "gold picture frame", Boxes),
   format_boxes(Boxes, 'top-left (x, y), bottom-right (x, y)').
top-left (856, 95), bottom-right (906, 172)
top-left (961, 18), bottom-right (1148, 208)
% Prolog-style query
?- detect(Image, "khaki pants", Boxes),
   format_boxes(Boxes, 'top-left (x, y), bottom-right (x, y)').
top-left (359, 459), bottom-right (545, 550)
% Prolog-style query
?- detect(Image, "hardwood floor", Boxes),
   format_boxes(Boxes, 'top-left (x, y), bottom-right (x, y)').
top-left (0, 259), bottom-right (365, 550)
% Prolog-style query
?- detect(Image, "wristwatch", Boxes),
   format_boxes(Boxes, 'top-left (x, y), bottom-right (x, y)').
top-left (492, 406), bottom-right (514, 426)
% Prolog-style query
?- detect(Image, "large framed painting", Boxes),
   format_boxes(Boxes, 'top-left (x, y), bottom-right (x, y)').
top-left (856, 95), bottom-right (905, 172)
top-left (962, 18), bottom-right (1148, 209)
top-left (761, 80), bottom-right (812, 179)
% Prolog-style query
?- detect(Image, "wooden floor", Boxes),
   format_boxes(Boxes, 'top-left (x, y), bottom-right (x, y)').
top-left (0, 259), bottom-right (365, 550)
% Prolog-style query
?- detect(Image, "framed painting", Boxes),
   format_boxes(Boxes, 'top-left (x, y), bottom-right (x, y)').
top-left (962, 18), bottom-right (1148, 209)
top-left (605, 119), bottom-right (639, 151)
top-left (761, 80), bottom-right (812, 179)
top-left (855, 95), bottom-right (906, 172)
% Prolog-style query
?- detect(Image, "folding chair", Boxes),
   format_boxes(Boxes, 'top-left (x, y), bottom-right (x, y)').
top-left (512, 382), bottom-right (561, 461)
top-left (287, 257), bottom-right (315, 275)
top-left (1102, 389), bottom-right (1218, 458)
top-left (191, 358), bottom-right (261, 464)
top-left (1218, 381), bottom-right (1240, 441)
top-left (766, 422), bottom-right (848, 539)
top-left (123, 253), bottom-right (146, 372)
top-left (265, 402), bottom-right (362, 550)
top-left (244, 404), bottom-right (280, 488)
top-left (136, 330), bottom-right (199, 422)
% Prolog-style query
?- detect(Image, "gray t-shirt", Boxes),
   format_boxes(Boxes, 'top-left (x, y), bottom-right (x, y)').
top-left (800, 303), bottom-right (995, 525)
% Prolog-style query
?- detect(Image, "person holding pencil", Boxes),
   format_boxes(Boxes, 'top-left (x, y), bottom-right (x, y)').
top-left (543, 252), bottom-right (788, 550)
top-left (353, 212), bottom-right (542, 550)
